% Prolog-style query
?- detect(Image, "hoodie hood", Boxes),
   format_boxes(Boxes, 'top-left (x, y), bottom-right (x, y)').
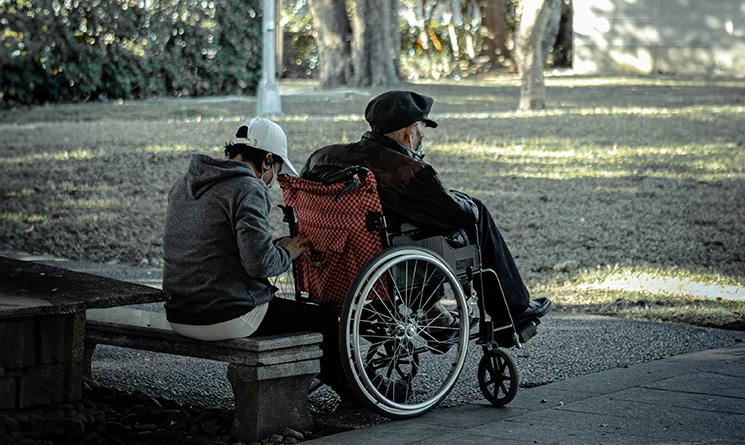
top-left (186, 154), bottom-right (256, 199)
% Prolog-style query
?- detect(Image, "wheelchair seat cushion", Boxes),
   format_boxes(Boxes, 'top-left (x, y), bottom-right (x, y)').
top-left (279, 171), bottom-right (384, 306)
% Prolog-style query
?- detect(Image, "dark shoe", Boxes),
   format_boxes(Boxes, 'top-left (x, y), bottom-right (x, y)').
top-left (426, 312), bottom-right (479, 354)
top-left (370, 373), bottom-right (410, 403)
top-left (514, 297), bottom-right (551, 321)
top-left (426, 317), bottom-right (459, 354)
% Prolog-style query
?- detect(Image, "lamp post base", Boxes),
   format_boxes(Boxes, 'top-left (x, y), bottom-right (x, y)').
top-left (257, 78), bottom-right (282, 116)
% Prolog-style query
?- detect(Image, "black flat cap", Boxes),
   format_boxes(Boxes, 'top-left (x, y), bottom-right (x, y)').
top-left (364, 91), bottom-right (438, 134)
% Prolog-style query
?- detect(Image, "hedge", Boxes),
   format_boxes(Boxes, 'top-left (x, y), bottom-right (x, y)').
top-left (0, 0), bottom-right (262, 105)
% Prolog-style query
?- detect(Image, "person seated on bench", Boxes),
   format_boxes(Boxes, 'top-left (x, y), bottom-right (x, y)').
top-left (162, 117), bottom-right (344, 389)
top-left (302, 91), bottom-right (551, 329)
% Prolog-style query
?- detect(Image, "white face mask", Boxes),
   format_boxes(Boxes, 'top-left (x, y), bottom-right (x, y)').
top-left (415, 139), bottom-right (426, 160)
top-left (266, 168), bottom-right (277, 189)
top-left (262, 163), bottom-right (278, 189)
top-left (411, 122), bottom-right (426, 160)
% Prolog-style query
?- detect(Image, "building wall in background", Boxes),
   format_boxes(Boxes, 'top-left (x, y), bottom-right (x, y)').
top-left (573, 0), bottom-right (745, 76)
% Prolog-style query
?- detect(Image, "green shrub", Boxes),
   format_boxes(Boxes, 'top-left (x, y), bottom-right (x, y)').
top-left (0, 0), bottom-right (262, 105)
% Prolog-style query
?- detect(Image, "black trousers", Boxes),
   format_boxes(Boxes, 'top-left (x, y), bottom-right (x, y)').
top-left (466, 197), bottom-right (531, 318)
top-left (253, 297), bottom-right (343, 386)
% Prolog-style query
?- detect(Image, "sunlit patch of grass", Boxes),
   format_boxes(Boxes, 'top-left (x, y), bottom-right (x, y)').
top-left (163, 116), bottom-right (244, 125)
top-left (535, 264), bottom-right (745, 329)
top-left (418, 75), bottom-right (745, 89)
top-left (61, 198), bottom-right (116, 209)
top-left (56, 183), bottom-right (115, 194)
top-left (137, 144), bottom-right (216, 154)
top-left (275, 114), bottom-right (366, 123)
top-left (545, 76), bottom-right (745, 89)
top-left (0, 148), bottom-right (101, 165)
top-left (0, 212), bottom-right (47, 224)
top-left (2, 187), bottom-right (38, 199)
top-left (574, 264), bottom-right (744, 288)
top-left (75, 212), bottom-right (118, 223)
top-left (432, 140), bottom-right (745, 181)
top-left (433, 104), bottom-right (745, 120)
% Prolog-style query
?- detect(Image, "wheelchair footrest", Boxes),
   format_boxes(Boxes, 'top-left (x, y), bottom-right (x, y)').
top-left (490, 317), bottom-right (541, 348)
top-left (517, 318), bottom-right (540, 344)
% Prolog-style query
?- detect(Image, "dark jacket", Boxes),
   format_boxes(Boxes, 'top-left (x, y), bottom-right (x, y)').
top-left (163, 154), bottom-right (291, 325)
top-left (302, 132), bottom-right (478, 232)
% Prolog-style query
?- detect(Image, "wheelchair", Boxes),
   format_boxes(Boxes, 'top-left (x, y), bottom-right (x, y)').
top-left (278, 167), bottom-right (540, 419)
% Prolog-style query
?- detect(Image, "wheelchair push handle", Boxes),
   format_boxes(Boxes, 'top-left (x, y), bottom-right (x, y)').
top-left (318, 165), bottom-right (370, 185)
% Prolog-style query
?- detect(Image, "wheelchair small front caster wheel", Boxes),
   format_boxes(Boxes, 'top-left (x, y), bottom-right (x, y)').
top-left (477, 348), bottom-right (519, 407)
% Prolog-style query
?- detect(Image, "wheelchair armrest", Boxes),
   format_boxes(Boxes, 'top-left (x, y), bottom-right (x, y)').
top-left (391, 233), bottom-right (479, 276)
top-left (390, 224), bottom-right (469, 249)
top-left (397, 223), bottom-right (420, 234)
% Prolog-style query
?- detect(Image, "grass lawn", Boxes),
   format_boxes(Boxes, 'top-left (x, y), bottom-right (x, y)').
top-left (1, 75), bottom-right (744, 329)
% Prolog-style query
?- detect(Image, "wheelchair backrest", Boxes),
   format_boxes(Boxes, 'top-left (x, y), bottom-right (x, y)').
top-left (278, 170), bottom-right (385, 306)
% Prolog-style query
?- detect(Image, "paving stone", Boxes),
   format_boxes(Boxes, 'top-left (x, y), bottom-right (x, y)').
top-left (415, 403), bottom-right (528, 429)
top-left (554, 397), bottom-right (745, 442)
top-left (540, 360), bottom-right (693, 394)
top-left (409, 432), bottom-right (529, 445)
top-left (472, 387), bottom-right (600, 411)
top-left (666, 344), bottom-right (745, 362)
top-left (304, 420), bottom-right (456, 445)
top-left (610, 386), bottom-right (745, 414)
top-left (642, 372), bottom-right (745, 399)
top-left (468, 408), bottom-right (708, 443)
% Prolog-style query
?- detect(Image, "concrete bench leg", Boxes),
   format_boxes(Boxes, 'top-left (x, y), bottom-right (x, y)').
top-left (83, 340), bottom-right (97, 379)
top-left (227, 360), bottom-right (320, 442)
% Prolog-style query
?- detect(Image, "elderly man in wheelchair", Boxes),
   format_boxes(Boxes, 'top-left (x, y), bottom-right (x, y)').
top-left (277, 91), bottom-right (550, 419)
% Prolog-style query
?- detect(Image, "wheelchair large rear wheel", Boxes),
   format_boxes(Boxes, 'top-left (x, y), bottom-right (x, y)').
top-left (339, 246), bottom-right (470, 419)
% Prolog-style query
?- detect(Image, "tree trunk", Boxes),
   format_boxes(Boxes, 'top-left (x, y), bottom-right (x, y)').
top-left (552, 0), bottom-right (573, 67)
top-left (541, 0), bottom-right (562, 65)
top-left (390, 0), bottom-right (402, 78)
top-left (307, 0), bottom-right (353, 88)
top-left (479, 0), bottom-right (510, 67)
top-left (352, 0), bottom-right (400, 87)
top-left (515, 0), bottom-right (554, 110)
top-left (276, 0), bottom-right (283, 78)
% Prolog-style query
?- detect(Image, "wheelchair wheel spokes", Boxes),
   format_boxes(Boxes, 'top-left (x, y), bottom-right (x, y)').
top-left (340, 246), bottom-right (470, 419)
top-left (364, 340), bottom-right (420, 382)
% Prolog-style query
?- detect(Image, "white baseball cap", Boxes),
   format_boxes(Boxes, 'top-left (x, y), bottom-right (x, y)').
top-left (229, 117), bottom-right (299, 176)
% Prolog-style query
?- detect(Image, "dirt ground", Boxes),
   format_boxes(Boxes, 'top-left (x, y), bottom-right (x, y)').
top-left (1, 75), bottom-right (744, 327)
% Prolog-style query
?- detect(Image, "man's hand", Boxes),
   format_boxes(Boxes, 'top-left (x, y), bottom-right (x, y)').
top-left (277, 235), bottom-right (311, 260)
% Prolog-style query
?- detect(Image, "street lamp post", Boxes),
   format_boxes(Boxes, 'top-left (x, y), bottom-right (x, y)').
top-left (257, 0), bottom-right (282, 115)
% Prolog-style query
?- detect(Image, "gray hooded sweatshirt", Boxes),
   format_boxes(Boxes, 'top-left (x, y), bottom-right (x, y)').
top-left (162, 154), bottom-right (291, 325)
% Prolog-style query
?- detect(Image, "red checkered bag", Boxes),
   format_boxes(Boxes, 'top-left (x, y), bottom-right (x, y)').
top-left (279, 171), bottom-right (385, 306)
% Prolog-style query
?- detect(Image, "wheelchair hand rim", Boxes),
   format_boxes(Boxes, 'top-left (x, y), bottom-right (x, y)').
top-left (344, 247), bottom-right (470, 414)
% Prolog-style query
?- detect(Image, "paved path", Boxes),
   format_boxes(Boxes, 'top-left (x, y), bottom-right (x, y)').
top-left (307, 344), bottom-right (745, 444)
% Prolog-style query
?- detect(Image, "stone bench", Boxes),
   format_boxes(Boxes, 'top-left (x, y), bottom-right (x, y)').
top-left (84, 307), bottom-right (323, 442)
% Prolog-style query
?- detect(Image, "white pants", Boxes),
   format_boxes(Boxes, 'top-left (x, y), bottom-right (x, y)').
top-left (168, 303), bottom-right (269, 341)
